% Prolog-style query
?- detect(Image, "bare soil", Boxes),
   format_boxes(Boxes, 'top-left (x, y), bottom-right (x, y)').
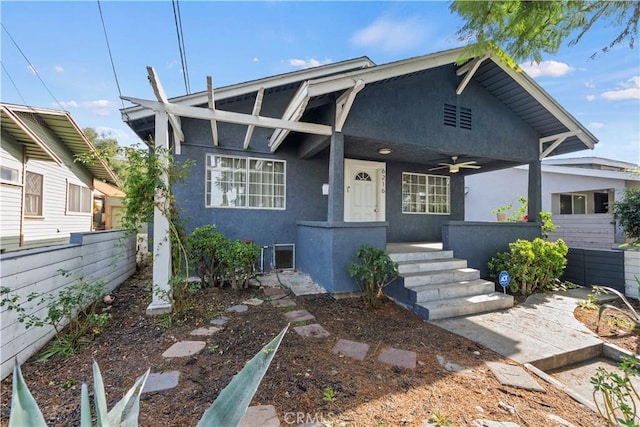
top-left (574, 299), bottom-right (640, 354)
top-left (1, 267), bottom-right (608, 426)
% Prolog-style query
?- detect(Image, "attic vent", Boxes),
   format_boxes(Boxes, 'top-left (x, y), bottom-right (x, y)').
top-left (443, 104), bottom-right (457, 127)
top-left (459, 107), bottom-right (472, 130)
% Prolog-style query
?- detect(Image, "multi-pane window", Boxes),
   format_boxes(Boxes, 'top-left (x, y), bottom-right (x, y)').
top-left (560, 194), bottom-right (586, 214)
top-left (25, 172), bottom-right (43, 216)
top-left (67, 183), bottom-right (92, 214)
top-left (206, 155), bottom-right (285, 209)
top-left (0, 166), bottom-right (19, 184)
top-left (402, 172), bottom-right (450, 214)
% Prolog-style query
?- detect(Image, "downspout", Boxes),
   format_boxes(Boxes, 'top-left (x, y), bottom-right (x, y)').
top-left (19, 146), bottom-right (26, 247)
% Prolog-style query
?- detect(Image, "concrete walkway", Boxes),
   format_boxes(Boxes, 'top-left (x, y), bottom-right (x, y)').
top-left (431, 288), bottom-right (604, 371)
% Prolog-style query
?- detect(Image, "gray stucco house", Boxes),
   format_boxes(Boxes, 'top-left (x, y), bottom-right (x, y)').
top-left (122, 47), bottom-right (597, 319)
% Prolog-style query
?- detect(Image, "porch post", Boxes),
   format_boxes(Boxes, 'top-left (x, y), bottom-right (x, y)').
top-left (147, 110), bottom-right (173, 315)
top-left (327, 131), bottom-right (345, 223)
top-left (528, 160), bottom-right (542, 223)
top-left (449, 174), bottom-right (465, 221)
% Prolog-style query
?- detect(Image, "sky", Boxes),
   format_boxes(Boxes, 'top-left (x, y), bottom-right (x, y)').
top-left (1, 1), bottom-right (639, 165)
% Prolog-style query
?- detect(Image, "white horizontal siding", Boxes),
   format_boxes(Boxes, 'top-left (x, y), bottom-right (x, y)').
top-left (625, 251), bottom-right (640, 298)
top-left (548, 214), bottom-right (615, 249)
top-left (0, 230), bottom-right (136, 380)
top-left (1, 135), bottom-right (24, 252)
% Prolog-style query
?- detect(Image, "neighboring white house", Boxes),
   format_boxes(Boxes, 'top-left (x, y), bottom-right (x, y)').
top-left (465, 157), bottom-right (640, 249)
top-left (0, 103), bottom-right (120, 253)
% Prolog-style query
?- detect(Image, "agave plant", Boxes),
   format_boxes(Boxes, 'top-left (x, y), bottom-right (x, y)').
top-left (9, 324), bottom-right (289, 427)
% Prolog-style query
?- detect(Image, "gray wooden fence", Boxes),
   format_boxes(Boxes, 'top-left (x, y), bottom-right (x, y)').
top-left (562, 248), bottom-right (625, 292)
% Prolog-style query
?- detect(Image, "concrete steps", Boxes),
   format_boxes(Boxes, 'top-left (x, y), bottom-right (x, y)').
top-left (386, 247), bottom-right (513, 320)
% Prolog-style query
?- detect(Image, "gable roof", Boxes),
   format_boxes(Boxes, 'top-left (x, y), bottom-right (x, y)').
top-left (122, 47), bottom-right (597, 158)
top-left (1, 103), bottom-right (120, 186)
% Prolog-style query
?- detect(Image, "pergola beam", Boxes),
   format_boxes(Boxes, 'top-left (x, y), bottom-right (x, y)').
top-left (207, 76), bottom-right (219, 146)
top-left (269, 82), bottom-right (310, 152)
top-left (243, 87), bottom-right (265, 149)
top-left (121, 96), bottom-right (332, 136)
top-left (147, 67), bottom-right (185, 154)
top-left (335, 79), bottom-right (365, 132)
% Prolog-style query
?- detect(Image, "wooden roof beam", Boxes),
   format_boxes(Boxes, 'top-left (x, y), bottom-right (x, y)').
top-left (121, 96), bottom-right (332, 136)
top-left (207, 76), bottom-right (219, 146)
top-left (147, 66), bottom-right (185, 154)
top-left (335, 79), bottom-right (365, 132)
top-left (243, 87), bottom-right (265, 150)
top-left (539, 130), bottom-right (581, 159)
top-left (269, 82), bottom-right (310, 152)
top-left (456, 53), bottom-right (490, 95)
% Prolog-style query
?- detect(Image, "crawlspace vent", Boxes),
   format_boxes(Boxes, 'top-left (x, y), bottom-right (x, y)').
top-left (274, 244), bottom-right (295, 270)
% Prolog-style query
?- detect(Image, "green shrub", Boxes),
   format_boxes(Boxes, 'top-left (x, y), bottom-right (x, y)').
top-left (221, 240), bottom-right (260, 289)
top-left (614, 187), bottom-right (640, 244)
top-left (488, 238), bottom-right (568, 296)
top-left (186, 225), bottom-right (227, 287)
top-left (591, 355), bottom-right (640, 426)
top-left (0, 276), bottom-right (111, 360)
top-left (348, 244), bottom-right (399, 308)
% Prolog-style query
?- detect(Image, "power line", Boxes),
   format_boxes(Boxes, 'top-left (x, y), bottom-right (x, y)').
top-left (1, 61), bottom-right (28, 105)
top-left (1, 23), bottom-right (65, 111)
top-left (172, 0), bottom-right (190, 94)
top-left (97, 0), bottom-right (125, 109)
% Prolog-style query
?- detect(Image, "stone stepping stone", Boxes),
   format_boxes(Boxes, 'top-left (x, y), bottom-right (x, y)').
top-left (283, 309), bottom-right (315, 322)
top-left (190, 326), bottom-right (222, 336)
top-left (243, 298), bottom-right (264, 306)
top-left (210, 316), bottom-right (229, 326)
top-left (436, 354), bottom-right (467, 373)
top-left (293, 323), bottom-right (330, 339)
top-left (162, 341), bottom-right (206, 358)
top-left (486, 362), bottom-right (545, 392)
top-left (332, 339), bottom-right (370, 361)
top-left (471, 420), bottom-right (521, 427)
top-left (263, 287), bottom-right (285, 297)
top-left (226, 304), bottom-right (249, 313)
top-left (378, 347), bottom-right (417, 369)
top-left (239, 405), bottom-right (280, 427)
top-left (270, 297), bottom-right (296, 308)
top-left (142, 371), bottom-right (180, 394)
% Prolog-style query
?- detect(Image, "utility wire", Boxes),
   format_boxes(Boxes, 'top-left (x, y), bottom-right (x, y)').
top-left (97, 0), bottom-right (125, 109)
top-left (1, 61), bottom-right (28, 105)
top-left (1, 23), bottom-right (65, 111)
top-left (172, 0), bottom-right (190, 94)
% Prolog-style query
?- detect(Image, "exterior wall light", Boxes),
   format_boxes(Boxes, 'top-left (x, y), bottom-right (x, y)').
top-left (378, 148), bottom-right (392, 155)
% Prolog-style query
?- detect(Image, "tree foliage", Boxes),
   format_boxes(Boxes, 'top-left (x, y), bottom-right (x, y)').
top-left (451, 1), bottom-right (640, 63)
top-left (614, 186), bottom-right (640, 244)
top-left (82, 127), bottom-right (128, 182)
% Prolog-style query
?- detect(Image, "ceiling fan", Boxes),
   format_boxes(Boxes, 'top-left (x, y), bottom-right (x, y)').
top-left (429, 156), bottom-right (481, 174)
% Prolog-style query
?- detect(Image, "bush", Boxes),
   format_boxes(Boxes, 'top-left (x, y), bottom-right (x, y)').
top-left (488, 238), bottom-right (568, 296)
top-left (348, 244), bottom-right (399, 308)
top-left (221, 240), bottom-right (260, 289)
top-left (186, 225), bottom-right (227, 287)
top-left (614, 187), bottom-right (640, 244)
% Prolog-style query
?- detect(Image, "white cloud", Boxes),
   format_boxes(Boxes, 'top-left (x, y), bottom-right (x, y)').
top-left (252, 57), bottom-right (259, 63)
top-left (288, 58), bottom-right (332, 69)
top-left (601, 76), bottom-right (640, 100)
top-left (59, 100), bottom-right (79, 108)
top-left (584, 80), bottom-right (595, 89)
top-left (27, 65), bottom-right (37, 75)
top-left (350, 16), bottom-right (429, 53)
top-left (53, 65), bottom-right (64, 73)
top-left (519, 60), bottom-right (574, 78)
top-left (588, 122), bottom-right (605, 129)
top-left (586, 95), bottom-right (596, 102)
top-left (85, 100), bottom-right (117, 109)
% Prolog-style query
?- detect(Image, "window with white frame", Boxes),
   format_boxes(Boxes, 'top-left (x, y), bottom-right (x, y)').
top-left (402, 172), bottom-right (450, 214)
top-left (25, 171), bottom-right (43, 216)
top-left (0, 166), bottom-right (19, 184)
top-left (206, 154), bottom-right (285, 209)
top-left (67, 182), bottom-right (92, 214)
top-left (560, 193), bottom-right (586, 214)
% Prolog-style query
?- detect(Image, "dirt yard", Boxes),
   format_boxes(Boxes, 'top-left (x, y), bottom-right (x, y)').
top-left (1, 267), bottom-right (611, 426)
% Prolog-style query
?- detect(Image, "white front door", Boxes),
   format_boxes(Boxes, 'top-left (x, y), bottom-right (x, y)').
top-left (344, 159), bottom-right (385, 222)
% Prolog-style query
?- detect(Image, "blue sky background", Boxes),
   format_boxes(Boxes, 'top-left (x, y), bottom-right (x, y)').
top-left (2, 1), bottom-right (638, 164)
